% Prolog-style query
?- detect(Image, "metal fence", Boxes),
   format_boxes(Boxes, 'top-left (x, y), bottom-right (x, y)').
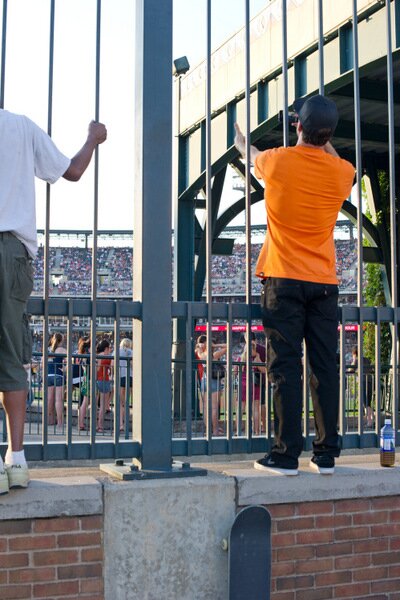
top-left (0, 0), bottom-right (399, 470)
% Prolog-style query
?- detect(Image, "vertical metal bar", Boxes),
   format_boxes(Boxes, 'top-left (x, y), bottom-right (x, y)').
top-left (352, 0), bottom-right (363, 308)
top-left (375, 309), bottom-right (382, 434)
top-left (317, 0), bottom-right (324, 94)
top-left (244, 0), bottom-right (253, 446)
top-left (113, 301), bottom-right (120, 448)
top-left (303, 346), bottom-right (310, 444)
top-left (281, 0), bottom-right (289, 146)
top-left (133, 0), bottom-right (173, 470)
top-left (386, 0), bottom-right (398, 430)
top-left (352, 0), bottom-right (364, 434)
top-left (42, 0), bottom-right (56, 458)
top-left (185, 307), bottom-right (193, 456)
top-left (125, 349), bottom-right (131, 439)
top-left (90, 0), bottom-right (102, 456)
top-left (66, 300), bottom-right (74, 458)
top-left (339, 322), bottom-right (346, 436)
top-left (0, 0), bottom-right (7, 108)
top-left (205, 0), bottom-right (213, 444)
top-left (226, 305), bottom-right (233, 451)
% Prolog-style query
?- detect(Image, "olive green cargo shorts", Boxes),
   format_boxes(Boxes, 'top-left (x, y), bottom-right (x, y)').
top-left (0, 233), bottom-right (33, 391)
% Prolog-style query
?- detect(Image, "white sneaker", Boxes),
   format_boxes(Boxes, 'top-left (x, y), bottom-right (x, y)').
top-left (5, 464), bottom-right (30, 489)
top-left (254, 454), bottom-right (298, 476)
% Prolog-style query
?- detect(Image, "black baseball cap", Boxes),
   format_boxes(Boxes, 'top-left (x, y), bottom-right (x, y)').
top-left (293, 94), bottom-right (338, 134)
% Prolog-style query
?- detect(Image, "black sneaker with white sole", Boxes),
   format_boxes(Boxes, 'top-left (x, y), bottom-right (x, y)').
top-left (310, 455), bottom-right (335, 475)
top-left (254, 453), bottom-right (298, 476)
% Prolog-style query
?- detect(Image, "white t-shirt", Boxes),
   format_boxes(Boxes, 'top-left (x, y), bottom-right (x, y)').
top-left (119, 347), bottom-right (132, 380)
top-left (0, 109), bottom-right (71, 257)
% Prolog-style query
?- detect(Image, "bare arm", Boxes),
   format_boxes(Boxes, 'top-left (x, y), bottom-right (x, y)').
top-left (63, 120), bottom-right (107, 182)
top-left (212, 344), bottom-right (227, 360)
top-left (253, 352), bottom-right (266, 373)
top-left (234, 123), bottom-right (261, 165)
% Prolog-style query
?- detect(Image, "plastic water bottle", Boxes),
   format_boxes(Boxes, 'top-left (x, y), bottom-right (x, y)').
top-left (380, 419), bottom-right (395, 467)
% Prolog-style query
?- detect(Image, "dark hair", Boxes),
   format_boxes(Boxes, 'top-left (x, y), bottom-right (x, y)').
top-left (97, 338), bottom-right (110, 353)
top-left (241, 332), bottom-right (256, 343)
top-left (78, 336), bottom-right (90, 355)
top-left (50, 332), bottom-right (64, 352)
top-left (197, 335), bottom-right (207, 344)
top-left (301, 127), bottom-right (333, 147)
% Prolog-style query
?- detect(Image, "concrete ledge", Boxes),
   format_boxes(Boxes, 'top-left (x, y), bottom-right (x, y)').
top-left (223, 456), bottom-right (400, 506)
top-left (0, 476), bottom-right (103, 520)
top-left (104, 472), bottom-right (236, 600)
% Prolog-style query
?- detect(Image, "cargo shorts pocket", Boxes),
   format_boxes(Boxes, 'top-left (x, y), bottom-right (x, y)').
top-left (22, 313), bottom-right (33, 364)
top-left (11, 256), bottom-right (34, 302)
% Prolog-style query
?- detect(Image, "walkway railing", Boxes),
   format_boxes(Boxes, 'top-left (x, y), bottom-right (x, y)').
top-left (1, 300), bottom-right (397, 461)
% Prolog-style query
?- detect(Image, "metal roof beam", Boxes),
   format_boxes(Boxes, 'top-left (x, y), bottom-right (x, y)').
top-left (333, 80), bottom-right (400, 105)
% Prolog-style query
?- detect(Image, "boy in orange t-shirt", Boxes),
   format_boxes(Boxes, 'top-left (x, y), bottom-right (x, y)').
top-left (234, 95), bottom-right (354, 476)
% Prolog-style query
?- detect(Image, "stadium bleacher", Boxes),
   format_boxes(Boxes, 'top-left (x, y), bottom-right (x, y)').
top-left (32, 238), bottom-right (358, 299)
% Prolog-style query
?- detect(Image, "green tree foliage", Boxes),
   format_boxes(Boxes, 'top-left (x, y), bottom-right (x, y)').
top-left (363, 171), bottom-right (391, 365)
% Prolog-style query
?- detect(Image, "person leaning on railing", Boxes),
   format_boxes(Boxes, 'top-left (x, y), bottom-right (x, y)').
top-left (195, 335), bottom-right (227, 436)
top-left (234, 94), bottom-right (355, 476)
top-left (119, 338), bottom-right (133, 433)
top-left (44, 332), bottom-right (67, 430)
top-left (0, 113), bottom-right (107, 496)
top-left (349, 346), bottom-right (375, 428)
top-left (235, 339), bottom-right (266, 436)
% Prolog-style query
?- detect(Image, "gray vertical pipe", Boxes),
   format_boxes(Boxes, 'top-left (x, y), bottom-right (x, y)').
top-left (113, 302), bottom-right (121, 447)
top-left (66, 299), bottom-right (74, 457)
top-left (281, 0), bottom-right (289, 146)
top-left (352, 1), bottom-right (363, 306)
top-left (42, 0), bottom-right (56, 458)
top-left (318, 0), bottom-right (324, 95)
top-left (205, 0), bottom-right (213, 443)
top-left (375, 310), bottom-right (382, 435)
top-left (185, 303), bottom-right (193, 456)
top-left (244, 0), bottom-right (252, 442)
top-left (90, 0), bottom-right (102, 453)
top-left (226, 303), bottom-right (233, 449)
top-left (352, 0), bottom-right (365, 433)
top-left (133, 0), bottom-right (173, 470)
top-left (0, 0), bottom-right (7, 109)
top-left (385, 0), bottom-right (398, 426)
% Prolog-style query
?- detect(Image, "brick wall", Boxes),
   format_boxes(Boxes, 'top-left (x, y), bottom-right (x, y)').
top-left (0, 515), bottom-right (103, 600)
top-left (261, 495), bottom-right (400, 600)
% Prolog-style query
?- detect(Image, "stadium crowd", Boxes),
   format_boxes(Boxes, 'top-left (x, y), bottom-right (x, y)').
top-left (32, 239), bottom-right (358, 297)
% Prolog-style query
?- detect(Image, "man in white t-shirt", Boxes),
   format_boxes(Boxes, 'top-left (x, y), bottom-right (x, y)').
top-left (0, 111), bottom-right (107, 494)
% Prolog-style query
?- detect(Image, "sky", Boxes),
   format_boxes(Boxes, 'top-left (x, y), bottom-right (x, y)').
top-left (1, 0), bottom-right (269, 234)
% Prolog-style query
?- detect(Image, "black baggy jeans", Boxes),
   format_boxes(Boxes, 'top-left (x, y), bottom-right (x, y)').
top-left (261, 277), bottom-right (341, 461)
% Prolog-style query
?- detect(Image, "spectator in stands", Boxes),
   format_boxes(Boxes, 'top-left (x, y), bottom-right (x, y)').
top-left (235, 336), bottom-right (266, 435)
top-left (45, 333), bottom-right (67, 430)
top-left (195, 335), bottom-right (227, 436)
top-left (96, 338), bottom-right (113, 433)
top-left (350, 347), bottom-right (374, 428)
top-left (235, 95), bottom-right (355, 476)
top-left (77, 336), bottom-right (91, 431)
top-left (119, 338), bottom-right (132, 433)
top-left (0, 112), bottom-right (106, 495)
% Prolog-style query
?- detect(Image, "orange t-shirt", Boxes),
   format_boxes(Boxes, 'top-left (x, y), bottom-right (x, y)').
top-left (254, 145), bottom-right (355, 284)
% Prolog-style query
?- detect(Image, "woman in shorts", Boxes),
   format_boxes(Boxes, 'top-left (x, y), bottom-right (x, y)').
top-left (195, 335), bottom-right (227, 436)
top-left (96, 338), bottom-right (113, 432)
top-left (46, 332), bottom-right (66, 429)
top-left (119, 338), bottom-right (132, 433)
